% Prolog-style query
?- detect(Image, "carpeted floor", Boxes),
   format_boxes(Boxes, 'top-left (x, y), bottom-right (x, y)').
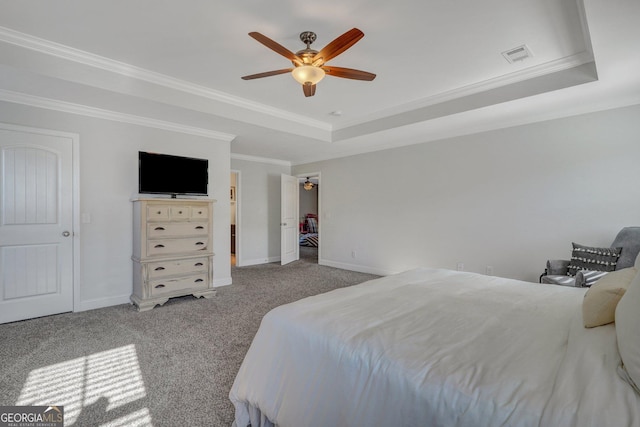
top-left (0, 247), bottom-right (379, 427)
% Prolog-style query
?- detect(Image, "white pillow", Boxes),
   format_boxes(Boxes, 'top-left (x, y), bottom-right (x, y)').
top-left (615, 267), bottom-right (640, 394)
top-left (583, 267), bottom-right (637, 328)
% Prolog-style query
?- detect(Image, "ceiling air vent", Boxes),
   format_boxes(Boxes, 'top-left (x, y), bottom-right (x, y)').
top-left (502, 44), bottom-right (533, 64)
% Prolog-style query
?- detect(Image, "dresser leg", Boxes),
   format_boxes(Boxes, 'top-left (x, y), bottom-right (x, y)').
top-left (130, 295), bottom-right (169, 312)
top-left (192, 289), bottom-right (217, 299)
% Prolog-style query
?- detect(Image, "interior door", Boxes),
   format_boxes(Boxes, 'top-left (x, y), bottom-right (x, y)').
top-left (0, 126), bottom-right (74, 324)
top-left (281, 173), bottom-right (299, 265)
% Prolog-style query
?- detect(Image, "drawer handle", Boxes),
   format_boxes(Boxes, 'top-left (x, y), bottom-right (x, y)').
top-left (195, 226), bottom-right (204, 230)
top-left (195, 242), bottom-right (205, 246)
top-left (155, 284), bottom-right (165, 289)
top-left (194, 279), bottom-right (204, 283)
top-left (156, 211), bottom-right (162, 215)
top-left (197, 211), bottom-right (203, 214)
top-left (154, 227), bottom-right (165, 231)
top-left (154, 244), bottom-right (165, 248)
top-left (154, 267), bottom-right (165, 271)
top-left (178, 210), bottom-right (183, 214)
top-left (194, 262), bottom-right (204, 267)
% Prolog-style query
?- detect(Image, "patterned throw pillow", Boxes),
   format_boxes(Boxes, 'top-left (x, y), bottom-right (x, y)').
top-left (567, 242), bottom-right (622, 276)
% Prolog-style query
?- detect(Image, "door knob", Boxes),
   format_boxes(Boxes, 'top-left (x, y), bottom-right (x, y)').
top-left (62, 231), bottom-right (71, 237)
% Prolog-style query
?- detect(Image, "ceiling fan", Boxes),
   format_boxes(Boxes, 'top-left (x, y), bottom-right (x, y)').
top-left (241, 28), bottom-right (376, 97)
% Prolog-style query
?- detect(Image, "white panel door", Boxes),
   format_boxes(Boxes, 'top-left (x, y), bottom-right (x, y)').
top-left (281, 174), bottom-right (299, 265)
top-left (0, 127), bottom-right (74, 323)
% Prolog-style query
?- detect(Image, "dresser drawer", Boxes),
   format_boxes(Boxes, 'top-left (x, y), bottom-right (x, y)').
top-left (148, 257), bottom-right (208, 279)
top-left (170, 206), bottom-right (190, 220)
top-left (146, 205), bottom-right (198, 221)
top-left (147, 206), bottom-right (170, 221)
top-left (148, 222), bottom-right (208, 238)
top-left (147, 237), bottom-right (209, 256)
top-left (191, 206), bottom-right (209, 219)
top-left (149, 274), bottom-right (208, 296)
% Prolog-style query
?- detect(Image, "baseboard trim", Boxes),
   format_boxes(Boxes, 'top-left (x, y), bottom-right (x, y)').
top-left (240, 256), bottom-right (281, 267)
top-left (77, 294), bottom-right (132, 312)
top-left (74, 260), bottom-right (383, 311)
top-left (319, 259), bottom-right (396, 276)
top-left (76, 278), bottom-right (233, 311)
top-left (214, 277), bottom-right (232, 287)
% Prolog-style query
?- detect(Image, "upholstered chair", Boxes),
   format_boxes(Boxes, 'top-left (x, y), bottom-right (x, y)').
top-left (541, 227), bottom-right (640, 287)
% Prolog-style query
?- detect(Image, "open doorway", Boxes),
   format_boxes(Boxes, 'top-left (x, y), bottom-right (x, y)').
top-left (298, 174), bottom-right (320, 264)
top-left (231, 171), bottom-right (239, 266)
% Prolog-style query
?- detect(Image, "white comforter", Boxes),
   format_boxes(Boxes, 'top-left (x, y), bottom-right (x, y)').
top-left (229, 268), bottom-right (640, 427)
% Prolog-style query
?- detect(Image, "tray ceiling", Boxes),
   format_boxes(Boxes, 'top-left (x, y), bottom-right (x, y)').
top-left (0, 0), bottom-right (638, 163)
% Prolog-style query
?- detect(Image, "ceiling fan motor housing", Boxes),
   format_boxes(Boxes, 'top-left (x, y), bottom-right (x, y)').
top-left (296, 32), bottom-right (320, 65)
top-left (299, 31), bottom-right (317, 47)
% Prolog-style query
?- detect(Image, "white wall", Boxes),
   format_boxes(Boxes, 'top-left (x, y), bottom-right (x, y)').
top-left (230, 158), bottom-right (291, 265)
top-left (299, 183), bottom-right (318, 219)
top-left (294, 104), bottom-right (640, 281)
top-left (0, 101), bottom-right (231, 311)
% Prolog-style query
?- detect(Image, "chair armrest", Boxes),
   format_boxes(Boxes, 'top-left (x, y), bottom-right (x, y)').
top-left (575, 270), bottom-right (609, 287)
top-left (546, 259), bottom-right (570, 275)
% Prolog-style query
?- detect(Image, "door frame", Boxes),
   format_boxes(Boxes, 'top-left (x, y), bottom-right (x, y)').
top-left (231, 169), bottom-right (242, 266)
top-left (297, 172), bottom-right (321, 263)
top-left (0, 122), bottom-right (80, 312)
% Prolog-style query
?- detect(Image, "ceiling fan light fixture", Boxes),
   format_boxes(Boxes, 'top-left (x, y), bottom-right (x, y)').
top-left (292, 65), bottom-right (325, 85)
top-left (303, 178), bottom-right (315, 191)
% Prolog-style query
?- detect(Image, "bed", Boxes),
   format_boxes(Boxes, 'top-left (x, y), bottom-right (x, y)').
top-left (299, 214), bottom-right (318, 247)
top-left (299, 233), bottom-right (318, 247)
top-left (229, 267), bottom-right (640, 427)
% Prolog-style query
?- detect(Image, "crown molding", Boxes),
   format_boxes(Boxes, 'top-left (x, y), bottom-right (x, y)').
top-left (0, 89), bottom-right (236, 141)
top-left (231, 153), bottom-right (291, 167)
top-left (333, 51), bottom-right (595, 131)
top-left (0, 25), bottom-right (596, 143)
top-left (0, 26), bottom-right (331, 132)
top-left (575, 0), bottom-right (594, 60)
top-left (296, 96), bottom-right (640, 167)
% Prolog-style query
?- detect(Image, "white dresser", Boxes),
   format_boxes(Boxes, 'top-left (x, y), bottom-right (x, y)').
top-left (131, 198), bottom-right (216, 311)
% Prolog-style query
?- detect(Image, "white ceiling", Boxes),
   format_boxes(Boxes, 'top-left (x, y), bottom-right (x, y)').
top-left (0, 0), bottom-right (638, 164)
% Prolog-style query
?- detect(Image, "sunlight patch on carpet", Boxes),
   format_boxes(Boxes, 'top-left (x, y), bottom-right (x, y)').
top-left (16, 344), bottom-right (150, 426)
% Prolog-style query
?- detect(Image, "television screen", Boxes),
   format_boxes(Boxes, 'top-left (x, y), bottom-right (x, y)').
top-left (139, 151), bottom-right (208, 196)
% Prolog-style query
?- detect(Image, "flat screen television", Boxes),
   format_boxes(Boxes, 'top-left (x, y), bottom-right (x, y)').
top-left (138, 151), bottom-right (208, 197)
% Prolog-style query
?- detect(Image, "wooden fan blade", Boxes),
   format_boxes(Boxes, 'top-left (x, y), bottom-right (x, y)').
top-left (302, 82), bottom-right (316, 97)
top-left (241, 68), bottom-right (293, 80)
top-left (249, 32), bottom-right (302, 65)
top-left (312, 28), bottom-right (364, 65)
top-left (322, 66), bottom-right (376, 81)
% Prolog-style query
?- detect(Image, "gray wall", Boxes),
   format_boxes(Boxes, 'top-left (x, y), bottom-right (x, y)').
top-left (299, 183), bottom-right (318, 219)
top-left (0, 101), bottom-right (232, 310)
top-left (294, 104), bottom-right (640, 281)
top-left (5, 97), bottom-right (639, 312)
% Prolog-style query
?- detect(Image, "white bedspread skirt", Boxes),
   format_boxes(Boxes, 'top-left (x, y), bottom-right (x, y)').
top-left (231, 405), bottom-right (274, 427)
top-left (229, 268), bottom-right (640, 427)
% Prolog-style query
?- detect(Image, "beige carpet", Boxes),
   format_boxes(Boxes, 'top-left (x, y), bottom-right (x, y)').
top-left (0, 247), bottom-right (379, 427)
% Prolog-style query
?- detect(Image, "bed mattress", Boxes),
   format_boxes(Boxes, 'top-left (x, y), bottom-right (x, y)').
top-left (229, 268), bottom-right (640, 427)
